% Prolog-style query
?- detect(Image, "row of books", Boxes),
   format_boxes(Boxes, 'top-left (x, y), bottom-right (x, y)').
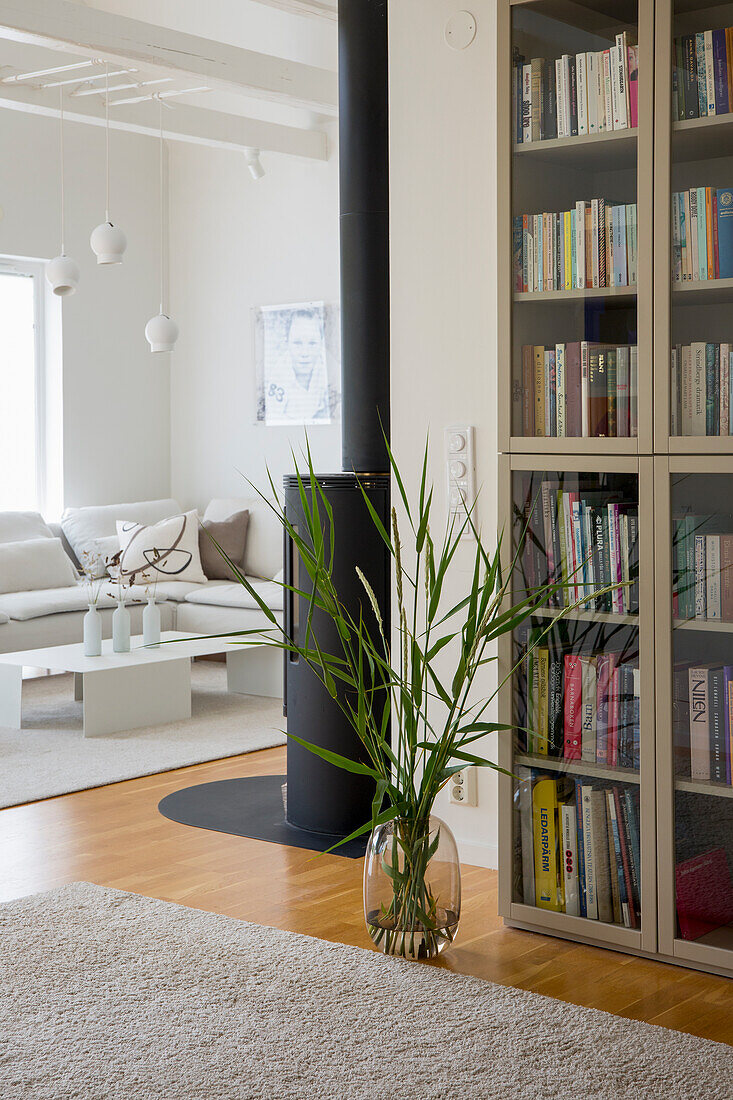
top-left (513, 34), bottom-right (638, 144)
top-left (518, 771), bottom-right (641, 927)
top-left (673, 518), bottom-right (733, 622)
top-left (513, 201), bottom-right (638, 293)
top-left (671, 343), bottom-right (733, 437)
top-left (520, 638), bottom-right (640, 770)
top-left (520, 481), bottom-right (639, 615)
top-left (673, 29), bottom-right (733, 121)
top-left (520, 343), bottom-right (639, 439)
top-left (671, 187), bottom-right (733, 282)
top-left (674, 664), bottom-right (733, 786)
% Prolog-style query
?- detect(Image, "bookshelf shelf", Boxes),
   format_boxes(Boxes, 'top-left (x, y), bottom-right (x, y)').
top-left (513, 128), bottom-right (637, 168)
top-left (673, 618), bottom-right (733, 633)
top-left (530, 606), bottom-right (638, 626)
top-left (671, 278), bottom-right (733, 305)
top-left (672, 113), bottom-right (733, 162)
top-left (513, 285), bottom-right (636, 303)
top-left (675, 778), bottom-right (733, 801)
top-left (515, 753), bottom-right (641, 785)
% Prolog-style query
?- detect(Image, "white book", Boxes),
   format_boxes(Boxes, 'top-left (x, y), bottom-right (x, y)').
top-left (689, 189), bottom-right (699, 280)
top-left (575, 200), bottom-right (586, 289)
top-left (580, 656), bottom-right (597, 763)
top-left (576, 52), bottom-right (588, 135)
top-left (608, 502), bottom-right (620, 614)
top-left (603, 49), bottom-right (613, 133)
top-left (706, 535), bottom-right (722, 619)
top-left (581, 785), bottom-right (598, 920)
top-left (586, 52), bottom-right (598, 133)
top-left (690, 342), bottom-right (707, 435)
top-left (671, 346), bottom-right (679, 435)
top-left (614, 33), bottom-right (628, 129)
top-left (721, 344), bottom-right (730, 436)
top-left (630, 345), bottom-right (638, 438)
top-left (672, 194), bottom-right (682, 282)
top-left (544, 350), bottom-right (552, 435)
top-left (522, 64), bottom-right (532, 143)
top-left (556, 343), bottom-right (566, 436)
top-left (555, 58), bottom-right (566, 138)
top-left (560, 803), bottom-right (580, 917)
top-left (609, 44), bottom-right (621, 129)
top-left (705, 30), bottom-right (716, 115)
top-left (596, 50), bottom-right (606, 132)
top-left (627, 204), bottom-right (637, 284)
top-left (562, 54), bottom-right (572, 137)
top-left (517, 767), bottom-right (535, 906)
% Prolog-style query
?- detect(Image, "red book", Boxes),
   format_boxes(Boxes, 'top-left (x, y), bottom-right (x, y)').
top-left (564, 654), bottom-right (582, 759)
top-left (607, 664), bottom-right (620, 767)
top-left (721, 534), bottom-right (733, 621)
top-left (565, 342), bottom-right (582, 438)
top-left (676, 848), bottom-right (733, 940)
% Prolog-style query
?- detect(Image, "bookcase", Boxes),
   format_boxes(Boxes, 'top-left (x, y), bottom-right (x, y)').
top-left (497, 0), bottom-right (733, 978)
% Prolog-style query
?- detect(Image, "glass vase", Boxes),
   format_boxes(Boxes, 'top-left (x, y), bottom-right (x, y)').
top-left (363, 815), bottom-right (460, 960)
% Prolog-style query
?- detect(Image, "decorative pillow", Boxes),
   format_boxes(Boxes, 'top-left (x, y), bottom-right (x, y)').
top-left (61, 498), bottom-right (181, 567)
top-left (0, 512), bottom-right (54, 544)
top-left (116, 511), bottom-right (207, 585)
top-left (199, 511), bottom-right (250, 582)
top-left (0, 538), bottom-right (78, 595)
top-left (77, 535), bottom-right (119, 580)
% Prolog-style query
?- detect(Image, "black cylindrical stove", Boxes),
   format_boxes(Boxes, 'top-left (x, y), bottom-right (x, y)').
top-left (283, 472), bottom-right (390, 836)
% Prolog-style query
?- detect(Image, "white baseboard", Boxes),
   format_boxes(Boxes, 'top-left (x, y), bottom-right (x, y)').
top-left (456, 838), bottom-right (498, 870)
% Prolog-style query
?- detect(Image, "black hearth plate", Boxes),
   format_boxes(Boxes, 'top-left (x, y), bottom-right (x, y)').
top-left (158, 774), bottom-right (367, 858)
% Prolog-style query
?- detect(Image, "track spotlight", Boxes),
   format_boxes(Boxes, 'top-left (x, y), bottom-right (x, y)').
top-left (245, 148), bottom-right (265, 181)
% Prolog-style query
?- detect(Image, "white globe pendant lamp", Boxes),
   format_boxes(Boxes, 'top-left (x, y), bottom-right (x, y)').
top-left (46, 89), bottom-right (80, 296)
top-left (90, 65), bottom-right (127, 264)
top-left (146, 97), bottom-right (178, 353)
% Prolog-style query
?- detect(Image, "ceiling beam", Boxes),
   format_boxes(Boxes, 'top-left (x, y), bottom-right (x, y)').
top-left (0, 83), bottom-right (329, 160)
top-left (0, 0), bottom-right (338, 112)
top-left (251, 0), bottom-right (337, 18)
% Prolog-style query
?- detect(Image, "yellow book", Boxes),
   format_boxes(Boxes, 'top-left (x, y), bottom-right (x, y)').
top-left (533, 778), bottom-right (561, 911)
top-left (534, 346), bottom-right (545, 436)
top-left (536, 647), bottom-right (550, 755)
top-left (564, 210), bottom-right (572, 290)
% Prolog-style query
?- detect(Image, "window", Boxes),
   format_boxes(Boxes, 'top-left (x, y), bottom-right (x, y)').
top-left (0, 258), bottom-right (61, 516)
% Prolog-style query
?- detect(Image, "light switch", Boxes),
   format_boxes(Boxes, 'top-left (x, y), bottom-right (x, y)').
top-left (445, 426), bottom-right (476, 537)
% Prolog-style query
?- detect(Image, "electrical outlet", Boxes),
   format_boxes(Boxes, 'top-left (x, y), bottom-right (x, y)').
top-left (449, 767), bottom-right (477, 806)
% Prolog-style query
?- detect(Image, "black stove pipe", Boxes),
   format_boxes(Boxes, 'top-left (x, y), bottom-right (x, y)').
top-left (338, 0), bottom-right (390, 473)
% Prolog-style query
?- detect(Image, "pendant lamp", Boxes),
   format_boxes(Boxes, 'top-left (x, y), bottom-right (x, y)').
top-left (145, 98), bottom-right (178, 353)
top-left (46, 89), bottom-right (80, 296)
top-left (90, 65), bottom-right (127, 264)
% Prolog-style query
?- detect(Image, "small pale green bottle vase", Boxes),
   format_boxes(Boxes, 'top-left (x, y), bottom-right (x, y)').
top-left (363, 815), bottom-right (461, 960)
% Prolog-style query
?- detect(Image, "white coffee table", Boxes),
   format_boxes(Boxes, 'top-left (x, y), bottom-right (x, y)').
top-left (0, 631), bottom-right (270, 737)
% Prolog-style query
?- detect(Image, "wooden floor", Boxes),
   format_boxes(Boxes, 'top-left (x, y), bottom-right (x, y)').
top-left (1, 744), bottom-right (730, 1046)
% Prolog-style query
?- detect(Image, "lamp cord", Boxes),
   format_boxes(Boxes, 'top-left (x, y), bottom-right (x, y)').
top-left (158, 96), bottom-right (164, 315)
top-left (105, 63), bottom-right (110, 222)
top-left (59, 87), bottom-right (65, 255)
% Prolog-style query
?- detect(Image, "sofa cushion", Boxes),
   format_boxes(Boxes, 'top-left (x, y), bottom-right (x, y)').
top-left (0, 539), bottom-right (79, 596)
top-left (204, 498), bottom-right (282, 581)
top-left (141, 580), bottom-right (228, 603)
top-left (199, 511), bottom-right (250, 581)
top-left (116, 511), bottom-right (207, 585)
top-left (61, 498), bottom-right (181, 568)
top-left (184, 578), bottom-right (283, 613)
top-left (0, 611), bottom-right (8, 625)
top-left (0, 511), bottom-right (54, 544)
top-left (0, 584), bottom-right (145, 622)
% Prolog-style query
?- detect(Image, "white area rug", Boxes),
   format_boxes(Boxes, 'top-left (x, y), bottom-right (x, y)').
top-left (0, 883), bottom-right (729, 1100)
top-left (0, 664), bottom-right (285, 808)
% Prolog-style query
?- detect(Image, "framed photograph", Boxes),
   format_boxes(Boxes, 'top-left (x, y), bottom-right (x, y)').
top-left (254, 301), bottom-right (340, 426)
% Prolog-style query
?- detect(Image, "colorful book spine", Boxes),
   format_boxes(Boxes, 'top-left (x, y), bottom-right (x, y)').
top-left (533, 778), bottom-right (561, 910)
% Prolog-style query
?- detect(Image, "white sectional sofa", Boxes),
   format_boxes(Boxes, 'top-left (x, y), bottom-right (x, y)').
top-left (0, 497), bottom-right (284, 698)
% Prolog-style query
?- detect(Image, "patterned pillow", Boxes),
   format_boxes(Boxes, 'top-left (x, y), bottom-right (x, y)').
top-left (116, 511), bottom-right (207, 585)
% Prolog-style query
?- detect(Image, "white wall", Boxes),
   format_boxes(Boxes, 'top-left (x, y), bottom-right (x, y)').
top-left (389, 0), bottom-right (499, 867)
top-left (168, 137), bottom-right (341, 512)
top-left (0, 108), bottom-right (169, 511)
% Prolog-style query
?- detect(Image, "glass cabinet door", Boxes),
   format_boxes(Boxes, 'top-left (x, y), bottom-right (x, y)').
top-left (500, 460), bottom-right (654, 949)
top-left (507, 0), bottom-right (652, 453)
top-left (659, 0), bottom-right (733, 449)
top-left (659, 462), bottom-right (733, 970)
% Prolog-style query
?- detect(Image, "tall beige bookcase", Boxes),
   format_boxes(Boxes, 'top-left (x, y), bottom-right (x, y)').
top-left (497, 0), bottom-right (733, 977)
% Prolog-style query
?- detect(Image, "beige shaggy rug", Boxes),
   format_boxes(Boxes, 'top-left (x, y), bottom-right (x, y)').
top-left (0, 883), bottom-right (730, 1100)
top-left (0, 663), bottom-right (285, 808)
